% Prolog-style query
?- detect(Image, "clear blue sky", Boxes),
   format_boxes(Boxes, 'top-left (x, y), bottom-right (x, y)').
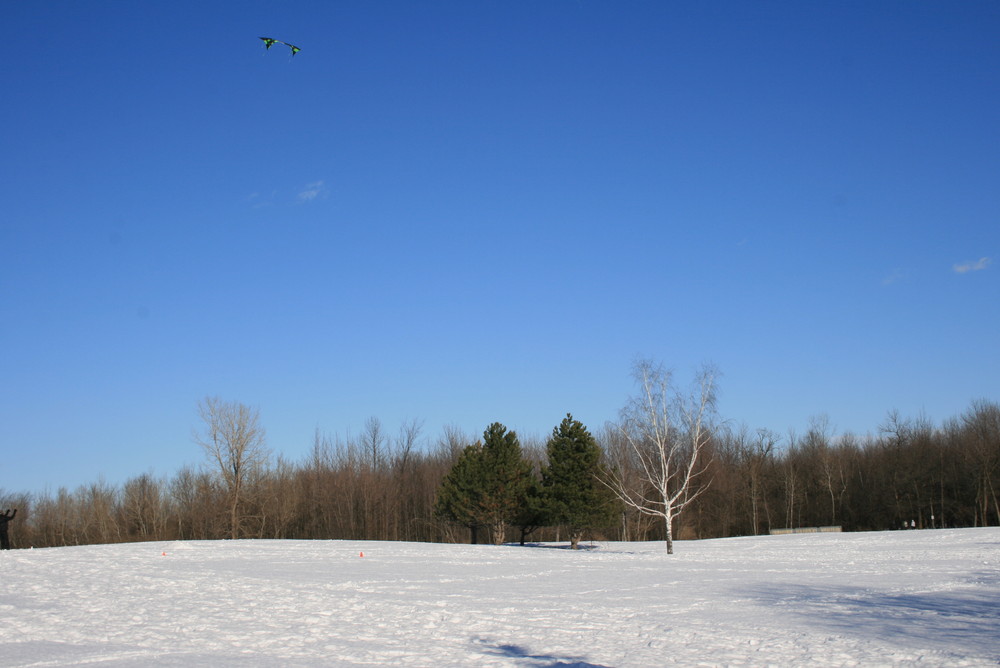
top-left (3, 1), bottom-right (998, 495)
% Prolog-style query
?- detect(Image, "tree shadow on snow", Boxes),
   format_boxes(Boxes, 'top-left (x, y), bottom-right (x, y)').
top-left (746, 575), bottom-right (1000, 658)
top-left (475, 639), bottom-right (612, 667)
top-left (519, 542), bottom-right (602, 551)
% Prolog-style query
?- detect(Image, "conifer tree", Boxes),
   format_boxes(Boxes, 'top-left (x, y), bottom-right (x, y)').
top-left (479, 422), bottom-right (534, 545)
top-left (512, 476), bottom-right (548, 546)
top-left (434, 442), bottom-right (485, 543)
top-left (542, 414), bottom-right (619, 549)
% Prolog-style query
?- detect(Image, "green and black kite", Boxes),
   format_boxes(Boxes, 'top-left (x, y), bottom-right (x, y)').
top-left (259, 37), bottom-right (301, 56)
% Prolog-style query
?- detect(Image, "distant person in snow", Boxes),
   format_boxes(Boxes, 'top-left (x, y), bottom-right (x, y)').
top-left (0, 509), bottom-right (16, 549)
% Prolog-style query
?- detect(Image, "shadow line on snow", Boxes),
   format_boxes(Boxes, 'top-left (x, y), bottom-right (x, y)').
top-left (474, 639), bottom-right (612, 667)
top-left (746, 579), bottom-right (1000, 659)
top-left (519, 542), bottom-right (602, 552)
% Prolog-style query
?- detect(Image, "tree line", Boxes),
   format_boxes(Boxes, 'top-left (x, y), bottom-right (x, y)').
top-left (1, 364), bottom-right (997, 550)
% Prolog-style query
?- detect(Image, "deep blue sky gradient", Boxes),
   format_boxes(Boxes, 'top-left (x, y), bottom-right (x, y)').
top-left (3, 1), bottom-right (998, 493)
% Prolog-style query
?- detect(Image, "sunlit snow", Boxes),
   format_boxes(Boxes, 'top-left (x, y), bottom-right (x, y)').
top-left (2, 528), bottom-right (998, 666)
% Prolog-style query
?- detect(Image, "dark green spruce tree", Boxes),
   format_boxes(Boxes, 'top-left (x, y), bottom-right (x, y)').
top-left (512, 475), bottom-right (548, 546)
top-left (479, 422), bottom-right (534, 545)
top-left (434, 442), bottom-right (485, 544)
top-left (541, 414), bottom-right (620, 549)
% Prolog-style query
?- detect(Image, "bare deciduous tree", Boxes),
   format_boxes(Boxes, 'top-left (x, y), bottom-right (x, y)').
top-left (194, 397), bottom-right (269, 539)
top-left (961, 400), bottom-right (1000, 525)
top-left (602, 359), bottom-right (718, 554)
top-left (745, 428), bottom-right (778, 535)
top-left (122, 473), bottom-right (164, 540)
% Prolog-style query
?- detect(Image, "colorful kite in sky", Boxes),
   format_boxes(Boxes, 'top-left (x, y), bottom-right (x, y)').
top-left (259, 37), bottom-right (301, 57)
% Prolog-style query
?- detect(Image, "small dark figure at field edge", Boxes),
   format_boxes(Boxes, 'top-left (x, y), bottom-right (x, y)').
top-left (0, 509), bottom-right (16, 550)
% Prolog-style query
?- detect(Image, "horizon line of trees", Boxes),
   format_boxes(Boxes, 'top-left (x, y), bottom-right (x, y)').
top-left (2, 377), bottom-right (997, 551)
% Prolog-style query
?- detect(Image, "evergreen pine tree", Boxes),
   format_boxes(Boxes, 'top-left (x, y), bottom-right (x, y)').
top-left (512, 476), bottom-right (548, 546)
top-left (479, 422), bottom-right (534, 545)
top-left (542, 414), bottom-right (620, 549)
top-left (434, 442), bottom-right (485, 544)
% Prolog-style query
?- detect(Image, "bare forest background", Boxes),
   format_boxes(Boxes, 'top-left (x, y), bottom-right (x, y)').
top-left (2, 395), bottom-right (998, 549)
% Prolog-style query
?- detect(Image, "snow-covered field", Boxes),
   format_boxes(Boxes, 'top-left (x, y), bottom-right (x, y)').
top-left (1, 529), bottom-right (997, 667)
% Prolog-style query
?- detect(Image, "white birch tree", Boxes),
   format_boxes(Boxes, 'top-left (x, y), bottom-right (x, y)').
top-left (602, 359), bottom-right (718, 554)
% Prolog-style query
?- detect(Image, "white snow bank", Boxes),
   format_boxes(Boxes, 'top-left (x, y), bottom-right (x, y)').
top-left (1, 528), bottom-right (998, 666)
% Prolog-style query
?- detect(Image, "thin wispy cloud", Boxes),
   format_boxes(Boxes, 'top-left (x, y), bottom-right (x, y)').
top-left (953, 257), bottom-right (992, 274)
top-left (297, 180), bottom-right (329, 203)
top-left (247, 191), bottom-right (276, 209)
top-left (881, 268), bottom-right (905, 286)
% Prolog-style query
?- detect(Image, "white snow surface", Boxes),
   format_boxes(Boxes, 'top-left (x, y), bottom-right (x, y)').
top-left (1, 528), bottom-right (998, 667)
